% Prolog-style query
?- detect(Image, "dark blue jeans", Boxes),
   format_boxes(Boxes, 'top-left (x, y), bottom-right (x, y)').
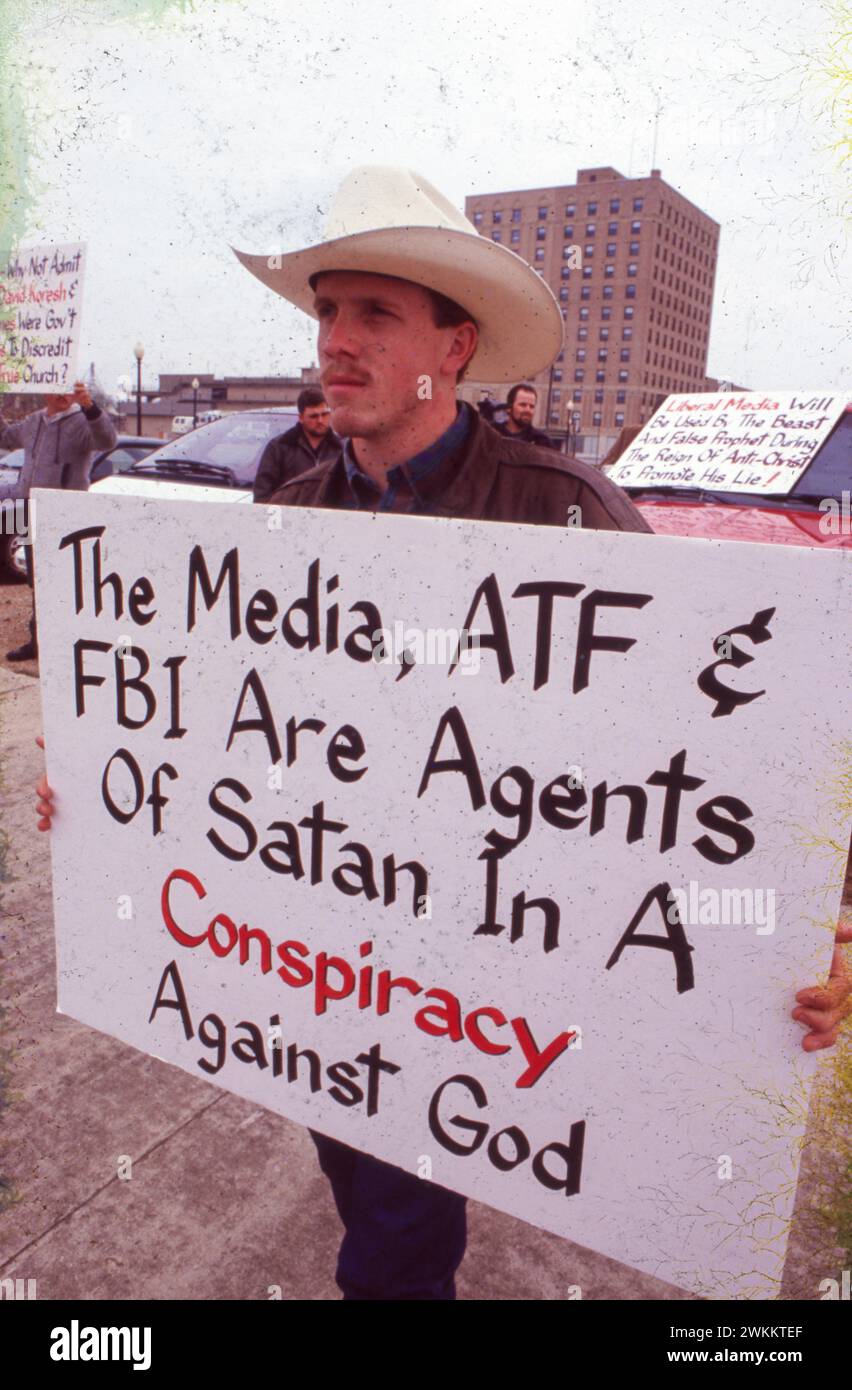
top-left (310, 1131), bottom-right (467, 1300)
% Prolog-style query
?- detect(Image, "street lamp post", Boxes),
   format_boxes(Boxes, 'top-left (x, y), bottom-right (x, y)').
top-left (133, 342), bottom-right (144, 436)
top-left (191, 377), bottom-right (200, 429)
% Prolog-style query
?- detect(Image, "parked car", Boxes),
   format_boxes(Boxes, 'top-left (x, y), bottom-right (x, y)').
top-left (0, 437), bottom-right (164, 578)
top-left (89, 435), bottom-right (163, 482)
top-left (92, 408), bottom-right (299, 496)
top-left (604, 402), bottom-right (852, 549)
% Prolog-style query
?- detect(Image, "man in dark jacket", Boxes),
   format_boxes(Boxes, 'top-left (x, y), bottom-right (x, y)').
top-left (252, 387), bottom-right (341, 501)
top-left (232, 166), bottom-right (659, 1302)
top-left (0, 380), bottom-right (117, 661)
top-left (493, 382), bottom-right (559, 450)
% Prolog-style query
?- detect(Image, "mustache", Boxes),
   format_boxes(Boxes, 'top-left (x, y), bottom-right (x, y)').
top-left (322, 370), bottom-right (371, 387)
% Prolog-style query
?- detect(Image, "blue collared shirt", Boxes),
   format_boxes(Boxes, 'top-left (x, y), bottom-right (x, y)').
top-left (341, 404), bottom-right (472, 512)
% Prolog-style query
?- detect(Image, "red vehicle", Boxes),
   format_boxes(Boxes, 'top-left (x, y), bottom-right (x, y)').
top-left (610, 404), bottom-right (852, 548)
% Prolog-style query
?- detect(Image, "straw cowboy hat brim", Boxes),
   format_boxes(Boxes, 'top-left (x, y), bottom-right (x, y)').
top-left (231, 166), bottom-right (564, 382)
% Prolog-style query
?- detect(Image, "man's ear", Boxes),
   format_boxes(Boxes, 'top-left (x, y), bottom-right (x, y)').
top-left (441, 321), bottom-right (478, 382)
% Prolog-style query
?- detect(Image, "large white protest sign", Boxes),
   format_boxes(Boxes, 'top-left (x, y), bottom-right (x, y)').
top-left (35, 489), bottom-right (851, 1299)
top-left (605, 391), bottom-right (845, 494)
top-left (0, 242), bottom-right (86, 392)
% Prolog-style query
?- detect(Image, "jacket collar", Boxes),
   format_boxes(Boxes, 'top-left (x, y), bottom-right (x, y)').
top-left (303, 402), bottom-right (500, 515)
top-left (42, 403), bottom-right (81, 424)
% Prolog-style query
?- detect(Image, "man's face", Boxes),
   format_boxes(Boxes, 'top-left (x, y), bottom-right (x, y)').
top-left (510, 389), bottom-right (537, 426)
top-left (300, 401), bottom-right (332, 441)
top-left (314, 270), bottom-right (459, 440)
top-left (45, 393), bottom-right (73, 416)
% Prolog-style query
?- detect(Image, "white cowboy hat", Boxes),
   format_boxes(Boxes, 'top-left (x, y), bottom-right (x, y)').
top-left (231, 165), bottom-right (563, 382)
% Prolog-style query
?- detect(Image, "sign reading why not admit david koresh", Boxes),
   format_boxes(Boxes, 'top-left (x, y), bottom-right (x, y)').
top-left (0, 243), bottom-right (86, 392)
top-left (36, 490), bottom-right (852, 1299)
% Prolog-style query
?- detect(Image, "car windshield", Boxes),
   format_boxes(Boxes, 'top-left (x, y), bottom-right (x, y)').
top-left (127, 412), bottom-right (298, 483)
top-left (624, 411), bottom-right (851, 508)
top-left (0, 449), bottom-right (25, 469)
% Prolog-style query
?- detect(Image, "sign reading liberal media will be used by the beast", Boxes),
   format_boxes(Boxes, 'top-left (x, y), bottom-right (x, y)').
top-left (605, 390), bottom-right (845, 495)
top-left (35, 490), bottom-right (852, 1299)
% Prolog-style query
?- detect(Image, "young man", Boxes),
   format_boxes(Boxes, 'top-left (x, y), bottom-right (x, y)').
top-left (252, 386), bottom-right (341, 502)
top-left (1, 381), bottom-right (117, 661)
top-left (493, 381), bottom-right (559, 450)
top-left (36, 167), bottom-right (852, 1301)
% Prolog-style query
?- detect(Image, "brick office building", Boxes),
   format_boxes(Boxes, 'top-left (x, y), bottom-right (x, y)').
top-left (463, 167), bottom-right (720, 461)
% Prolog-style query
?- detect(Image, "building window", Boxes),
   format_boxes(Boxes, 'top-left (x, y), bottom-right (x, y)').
top-left (616, 390), bottom-right (626, 403)
top-left (576, 349), bottom-right (586, 361)
top-left (606, 242), bottom-right (616, 257)
top-left (629, 241), bottom-right (640, 256)
top-left (593, 411), bottom-right (602, 426)
top-left (537, 226), bottom-right (547, 240)
top-left (535, 247), bottom-right (545, 261)
top-left (538, 205), bottom-right (548, 219)
top-left (581, 286), bottom-right (591, 300)
top-left (618, 369), bottom-right (628, 382)
top-left (598, 348), bottom-right (608, 361)
top-left (624, 304), bottom-right (634, 318)
top-left (633, 197), bottom-right (644, 211)
top-left (615, 412), bottom-right (625, 426)
top-left (552, 389), bottom-right (561, 402)
top-left (493, 210), bottom-right (502, 223)
top-left (492, 231), bottom-right (502, 242)
top-left (586, 222), bottom-right (596, 236)
top-left (601, 306), bottom-right (612, 320)
top-left (562, 245), bottom-right (575, 259)
top-left (583, 266), bottom-right (593, 278)
top-left (604, 263), bottom-right (614, 277)
top-left (609, 198), bottom-right (620, 213)
top-left (473, 211), bottom-right (483, 225)
top-left (574, 369), bottom-right (585, 382)
top-left (578, 326), bottom-right (588, 339)
top-left (511, 229), bottom-right (520, 243)
top-left (627, 262), bottom-right (637, 276)
top-left (602, 285), bottom-right (613, 299)
top-left (594, 389), bottom-right (604, 403)
top-left (600, 327), bottom-right (610, 340)
top-left (579, 306), bottom-right (589, 320)
top-left (512, 208), bottom-right (521, 222)
top-left (623, 326), bottom-right (633, 339)
top-left (587, 201), bottom-right (598, 214)
top-left (626, 284), bottom-right (637, 298)
top-left (564, 224), bottom-right (574, 238)
top-left (595, 369), bottom-right (605, 383)
top-left (565, 203), bottom-right (575, 216)
top-left (572, 390), bottom-right (582, 403)
top-left (620, 348), bottom-right (630, 362)
top-left (553, 368), bottom-right (563, 382)
top-left (559, 286), bottom-right (568, 301)
top-left (584, 243), bottom-right (594, 258)
top-left (631, 220), bottom-right (641, 233)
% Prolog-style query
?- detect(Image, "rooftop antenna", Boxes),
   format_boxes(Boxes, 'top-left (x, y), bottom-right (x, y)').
top-left (650, 92), bottom-right (663, 170)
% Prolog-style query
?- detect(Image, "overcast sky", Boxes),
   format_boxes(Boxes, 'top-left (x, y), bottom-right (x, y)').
top-left (15, 0), bottom-right (851, 398)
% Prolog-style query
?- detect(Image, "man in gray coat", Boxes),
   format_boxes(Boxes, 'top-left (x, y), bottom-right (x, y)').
top-left (0, 380), bottom-right (117, 661)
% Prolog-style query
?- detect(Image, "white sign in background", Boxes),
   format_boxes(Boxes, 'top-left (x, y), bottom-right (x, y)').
top-left (605, 391), bottom-right (845, 495)
top-left (0, 242), bottom-right (86, 393)
top-left (36, 490), bottom-right (851, 1299)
